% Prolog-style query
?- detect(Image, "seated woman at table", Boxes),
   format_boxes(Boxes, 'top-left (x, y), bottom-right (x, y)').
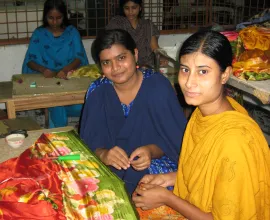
top-left (80, 29), bottom-right (187, 194)
top-left (106, 0), bottom-right (161, 68)
top-left (132, 30), bottom-right (270, 219)
top-left (22, 0), bottom-right (89, 128)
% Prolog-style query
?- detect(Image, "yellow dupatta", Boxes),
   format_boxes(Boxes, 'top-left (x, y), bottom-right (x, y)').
top-left (174, 97), bottom-right (270, 219)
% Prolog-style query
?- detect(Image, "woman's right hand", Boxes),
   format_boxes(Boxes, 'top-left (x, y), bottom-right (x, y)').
top-left (139, 172), bottom-right (177, 188)
top-left (43, 69), bottom-right (56, 78)
top-left (99, 146), bottom-right (130, 170)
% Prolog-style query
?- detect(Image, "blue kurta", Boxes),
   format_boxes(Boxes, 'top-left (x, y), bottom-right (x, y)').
top-left (80, 69), bottom-right (187, 193)
top-left (22, 25), bottom-right (89, 127)
top-left (22, 25), bottom-right (88, 73)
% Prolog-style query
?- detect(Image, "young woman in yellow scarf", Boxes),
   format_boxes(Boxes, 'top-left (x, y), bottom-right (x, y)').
top-left (132, 30), bottom-right (270, 220)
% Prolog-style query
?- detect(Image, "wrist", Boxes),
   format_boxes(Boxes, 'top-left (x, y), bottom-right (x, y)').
top-left (95, 148), bottom-right (108, 164)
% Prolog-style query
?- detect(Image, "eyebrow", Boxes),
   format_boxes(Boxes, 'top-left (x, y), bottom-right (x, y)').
top-left (100, 52), bottom-right (127, 62)
top-left (180, 63), bottom-right (212, 69)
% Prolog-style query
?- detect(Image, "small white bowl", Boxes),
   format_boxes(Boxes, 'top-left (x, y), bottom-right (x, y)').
top-left (5, 134), bottom-right (25, 149)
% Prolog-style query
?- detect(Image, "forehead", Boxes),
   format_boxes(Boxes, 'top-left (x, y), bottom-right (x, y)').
top-left (99, 44), bottom-right (129, 60)
top-left (47, 9), bottom-right (63, 17)
top-left (180, 52), bottom-right (217, 67)
top-left (124, 1), bottom-right (139, 7)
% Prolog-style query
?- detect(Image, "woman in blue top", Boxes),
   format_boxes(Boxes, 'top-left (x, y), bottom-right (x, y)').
top-left (80, 29), bottom-right (187, 194)
top-left (22, 0), bottom-right (89, 127)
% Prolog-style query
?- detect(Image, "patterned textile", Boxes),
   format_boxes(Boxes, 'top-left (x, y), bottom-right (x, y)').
top-left (22, 25), bottom-right (88, 73)
top-left (0, 131), bottom-right (138, 219)
top-left (106, 16), bottom-right (159, 68)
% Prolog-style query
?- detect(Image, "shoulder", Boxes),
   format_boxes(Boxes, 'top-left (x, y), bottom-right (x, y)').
top-left (142, 69), bottom-right (175, 96)
top-left (65, 25), bottom-right (80, 36)
top-left (86, 77), bottom-right (112, 99)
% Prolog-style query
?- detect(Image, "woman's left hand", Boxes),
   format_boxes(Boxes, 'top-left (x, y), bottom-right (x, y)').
top-left (129, 146), bottom-right (152, 171)
top-left (56, 70), bottom-right (67, 79)
top-left (132, 183), bottom-right (171, 210)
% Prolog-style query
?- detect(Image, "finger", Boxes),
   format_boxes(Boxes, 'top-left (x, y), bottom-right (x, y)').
top-left (110, 162), bottom-right (122, 170)
top-left (129, 149), bottom-right (140, 162)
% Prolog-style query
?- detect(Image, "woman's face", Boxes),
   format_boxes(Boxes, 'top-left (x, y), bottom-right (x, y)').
top-left (178, 51), bottom-right (229, 107)
top-left (46, 9), bottom-right (63, 30)
top-left (99, 44), bottom-right (138, 85)
top-left (123, 1), bottom-right (141, 21)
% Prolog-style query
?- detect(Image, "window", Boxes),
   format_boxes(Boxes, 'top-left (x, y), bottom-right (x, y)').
top-left (0, 0), bottom-right (269, 45)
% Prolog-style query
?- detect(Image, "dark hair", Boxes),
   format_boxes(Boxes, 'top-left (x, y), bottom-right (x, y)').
top-left (179, 30), bottom-right (232, 72)
top-left (92, 29), bottom-right (137, 64)
top-left (119, 0), bottom-right (143, 18)
top-left (42, 0), bottom-right (69, 28)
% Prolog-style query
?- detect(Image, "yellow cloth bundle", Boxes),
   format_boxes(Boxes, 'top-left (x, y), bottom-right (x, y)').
top-left (67, 64), bottom-right (101, 79)
top-left (239, 26), bottom-right (270, 51)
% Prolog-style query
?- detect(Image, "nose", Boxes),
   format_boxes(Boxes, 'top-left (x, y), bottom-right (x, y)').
top-left (185, 73), bottom-right (197, 89)
top-left (111, 60), bottom-right (120, 72)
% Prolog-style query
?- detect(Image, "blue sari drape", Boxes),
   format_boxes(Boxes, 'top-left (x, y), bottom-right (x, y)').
top-left (80, 71), bottom-right (187, 193)
top-left (22, 25), bottom-right (89, 127)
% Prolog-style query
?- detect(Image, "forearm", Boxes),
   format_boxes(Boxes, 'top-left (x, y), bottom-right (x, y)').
top-left (27, 61), bottom-right (46, 73)
top-left (61, 58), bottom-right (81, 73)
top-left (146, 144), bottom-right (164, 159)
top-left (165, 193), bottom-right (213, 220)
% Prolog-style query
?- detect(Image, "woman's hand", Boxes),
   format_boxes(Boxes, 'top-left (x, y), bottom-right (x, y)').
top-left (129, 146), bottom-right (152, 171)
top-left (56, 70), bottom-right (67, 79)
top-left (132, 183), bottom-right (172, 210)
top-left (98, 146), bottom-right (130, 170)
top-left (43, 69), bottom-right (56, 78)
top-left (139, 172), bottom-right (176, 188)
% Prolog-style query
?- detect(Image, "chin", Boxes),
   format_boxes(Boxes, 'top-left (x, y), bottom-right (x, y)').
top-left (184, 97), bottom-right (201, 106)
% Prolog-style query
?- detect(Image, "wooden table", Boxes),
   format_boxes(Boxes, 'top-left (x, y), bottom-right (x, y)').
top-left (0, 78), bottom-right (89, 119)
top-left (0, 126), bottom-right (73, 163)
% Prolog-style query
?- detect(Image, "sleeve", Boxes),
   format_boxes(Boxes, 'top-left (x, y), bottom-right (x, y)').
top-left (212, 133), bottom-right (268, 220)
top-left (22, 29), bottom-right (42, 73)
top-left (150, 20), bottom-right (159, 38)
top-left (70, 26), bottom-right (89, 66)
top-left (148, 76), bottom-right (187, 162)
top-left (80, 90), bottom-right (106, 151)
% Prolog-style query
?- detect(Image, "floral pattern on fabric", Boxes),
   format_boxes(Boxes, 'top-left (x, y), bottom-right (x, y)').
top-left (0, 131), bottom-right (138, 219)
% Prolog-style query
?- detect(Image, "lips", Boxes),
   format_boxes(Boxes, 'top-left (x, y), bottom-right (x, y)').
top-left (184, 91), bottom-right (200, 97)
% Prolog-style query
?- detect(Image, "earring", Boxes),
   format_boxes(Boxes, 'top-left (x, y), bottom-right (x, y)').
top-left (136, 62), bottom-right (139, 69)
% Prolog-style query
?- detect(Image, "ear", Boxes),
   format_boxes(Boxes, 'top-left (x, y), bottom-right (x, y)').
top-left (134, 48), bottom-right (138, 63)
top-left (221, 66), bottom-right (232, 84)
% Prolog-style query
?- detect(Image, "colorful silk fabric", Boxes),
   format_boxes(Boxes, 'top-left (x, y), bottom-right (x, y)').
top-left (174, 97), bottom-right (270, 219)
top-left (0, 131), bottom-right (138, 219)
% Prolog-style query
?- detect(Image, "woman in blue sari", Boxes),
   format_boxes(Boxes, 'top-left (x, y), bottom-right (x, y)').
top-left (22, 0), bottom-right (88, 127)
top-left (80, 29), bottom-right (187, 194)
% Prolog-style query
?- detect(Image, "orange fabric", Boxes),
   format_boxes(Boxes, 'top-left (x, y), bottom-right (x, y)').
top-left (137, 206), bottom-right (186, 220)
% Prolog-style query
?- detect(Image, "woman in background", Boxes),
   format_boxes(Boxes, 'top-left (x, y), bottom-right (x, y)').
top-left (133, 30), bottom-right (270, 220)
top-left (22, 0), bottom-right (88, 127)
top-left (106, 0), bottom-right (160, 68)
top-left (80, 29), bottom-right (187, 194)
